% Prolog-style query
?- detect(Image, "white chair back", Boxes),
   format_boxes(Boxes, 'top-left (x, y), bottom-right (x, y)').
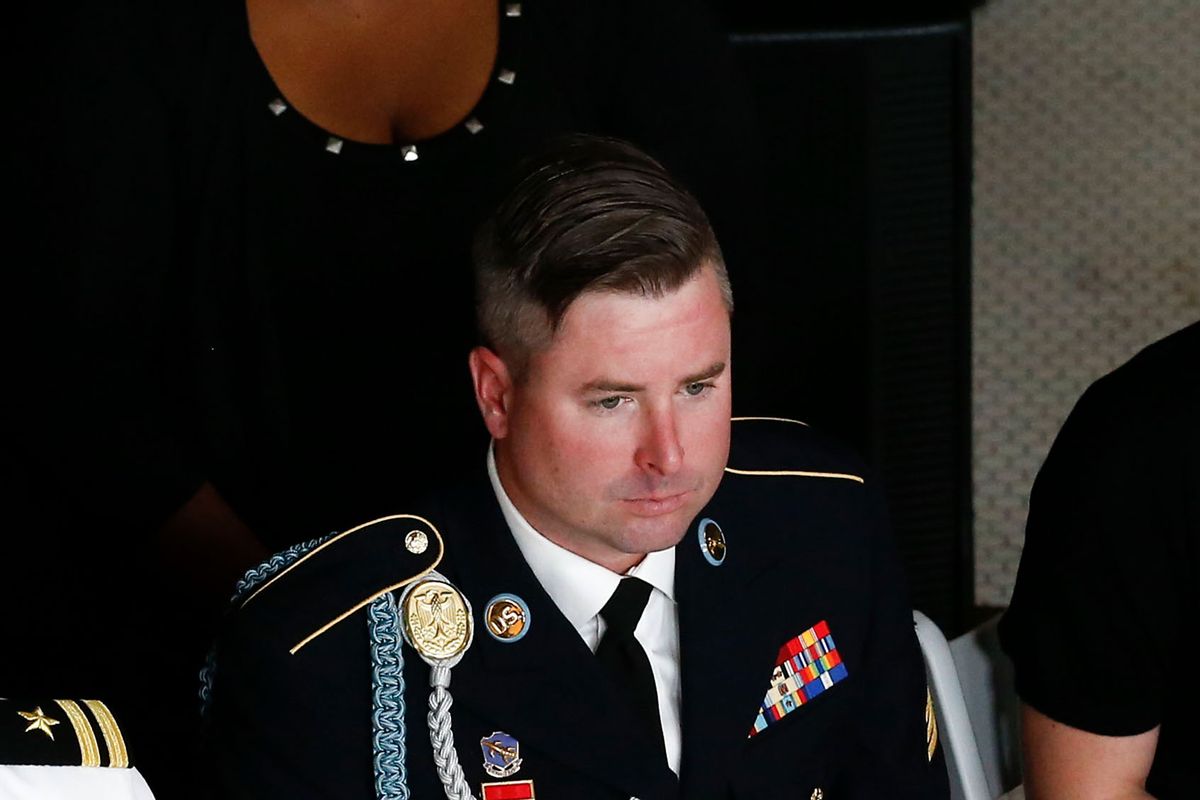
top-left (947, 613), bottom-right (1022, 796)
top-left (913, 609), bottom-right (994, 800)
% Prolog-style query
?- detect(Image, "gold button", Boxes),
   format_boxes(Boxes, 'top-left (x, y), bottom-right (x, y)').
top-left (404, 529), bottom-right (429, 554)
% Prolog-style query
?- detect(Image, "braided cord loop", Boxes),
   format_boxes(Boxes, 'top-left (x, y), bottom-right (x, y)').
top-left (198, 532), bottom-right (335, 715)
top-left (427, 666), bottom-right (476, 800)
top-left (370, 592), bottom-right (409, 800)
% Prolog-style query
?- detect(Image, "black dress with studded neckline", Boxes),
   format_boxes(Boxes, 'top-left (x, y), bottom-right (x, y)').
top-left (44, 0), bottom-right (757, 549)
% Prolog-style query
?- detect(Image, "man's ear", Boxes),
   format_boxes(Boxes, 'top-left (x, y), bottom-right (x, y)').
top-left (468, 346), bottom-right (514, 439)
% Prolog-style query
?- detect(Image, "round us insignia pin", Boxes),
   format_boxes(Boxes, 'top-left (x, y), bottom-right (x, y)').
top-left (399, 576), bottom-right (473, 663)
top-left (697, 517), bottom-right (726, 566)
top-left (484, 593), bottom-right (530, 643)
top-left (480, 730), bottom-right (523, 778)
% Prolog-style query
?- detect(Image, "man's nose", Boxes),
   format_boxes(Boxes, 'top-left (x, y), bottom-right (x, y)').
top-left (635, 408), bottom-right (684, 477)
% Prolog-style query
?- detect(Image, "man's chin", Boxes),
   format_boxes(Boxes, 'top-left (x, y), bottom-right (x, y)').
top-left (620, 506), bottom-right (697, 554)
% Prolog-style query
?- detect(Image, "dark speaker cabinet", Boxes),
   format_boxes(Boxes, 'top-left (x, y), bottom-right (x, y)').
top-left (725, 15), bottom-right (974, 635)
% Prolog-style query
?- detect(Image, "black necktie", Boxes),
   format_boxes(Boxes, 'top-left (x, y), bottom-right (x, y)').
top-left (596, 577), bottom-right (666, 761)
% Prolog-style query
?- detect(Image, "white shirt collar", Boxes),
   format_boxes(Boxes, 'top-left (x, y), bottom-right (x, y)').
top-left (486, 443), bottom-right (676, 633)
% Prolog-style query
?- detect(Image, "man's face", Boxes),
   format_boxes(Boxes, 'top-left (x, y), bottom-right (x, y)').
top-left (480, 266), bottom-right (732, 573)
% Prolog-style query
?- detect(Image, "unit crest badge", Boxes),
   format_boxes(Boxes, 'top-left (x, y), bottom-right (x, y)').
top-left (481, 731), bottom-right (523, 778)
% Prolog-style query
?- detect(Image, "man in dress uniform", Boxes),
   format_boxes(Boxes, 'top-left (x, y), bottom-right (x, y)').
top-left (203, 135), bottom-right (948, 799)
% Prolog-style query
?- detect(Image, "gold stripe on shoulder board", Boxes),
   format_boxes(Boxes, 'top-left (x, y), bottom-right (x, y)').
top-left (83, 699), bottom-right (128, 767)
top-left (723, 467), bottom-right (865, 484)
top-left (727, 417), bottom-right (864, 483)
top-left (242, 513), bottom-right (446, 607)
top-left (53, 700), bottom-right (100, 767)
top-left (287, 517), bottom-right (449, 655)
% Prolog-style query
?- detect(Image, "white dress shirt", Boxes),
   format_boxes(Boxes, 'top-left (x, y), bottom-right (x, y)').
top-left (487, 445), bottom-right (682, 774)
top-left (0, 766), bottom-right (157, 800)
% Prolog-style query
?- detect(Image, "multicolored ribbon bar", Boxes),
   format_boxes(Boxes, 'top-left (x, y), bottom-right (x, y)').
top-left (748, 620), bottom-right (848, 737)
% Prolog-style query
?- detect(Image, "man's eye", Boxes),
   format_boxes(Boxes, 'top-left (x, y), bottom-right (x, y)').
top-left (597, 396), bottom-right (623, 410)
top-left (684, 382), bottom-right (711, 396)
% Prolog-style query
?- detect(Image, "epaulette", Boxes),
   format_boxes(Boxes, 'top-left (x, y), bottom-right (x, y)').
top-left (236, 514), bottom-right (446, 655)
top-left (0, 698), bottom-right (129, 767)
top-left (726, 416), bottom-right (866, 484)
top-left (210, 514), bottom-right (479, 800)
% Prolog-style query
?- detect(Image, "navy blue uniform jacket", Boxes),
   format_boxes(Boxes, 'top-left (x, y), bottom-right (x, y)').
top-left (205, 418), bottom-right (948, 798)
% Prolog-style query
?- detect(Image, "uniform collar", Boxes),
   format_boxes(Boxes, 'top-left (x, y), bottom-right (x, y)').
top-left (486, 443), bottom-right (676, 635)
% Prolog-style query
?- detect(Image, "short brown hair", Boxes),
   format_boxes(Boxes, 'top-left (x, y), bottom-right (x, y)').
top-left (473, 135), bottom-right (731, 369)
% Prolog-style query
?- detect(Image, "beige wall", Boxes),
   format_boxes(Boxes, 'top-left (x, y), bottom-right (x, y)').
top-left (972, 0), bottom-right (1200, 606)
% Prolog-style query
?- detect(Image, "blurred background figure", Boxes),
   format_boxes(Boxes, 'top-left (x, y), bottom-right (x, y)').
top-left (999, 321), bottom-right (1198, 799)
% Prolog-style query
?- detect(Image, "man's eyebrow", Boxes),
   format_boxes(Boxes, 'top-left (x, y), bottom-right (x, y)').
top-left (581, 362), bottom-right (726, 394)
top-left (582, 379), bottom-right (645, 393)
top-left (681, 361), bottom-right (726, 385)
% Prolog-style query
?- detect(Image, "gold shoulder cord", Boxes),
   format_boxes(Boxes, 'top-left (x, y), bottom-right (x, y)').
top-left (52, 700), bottom-right (100, 767)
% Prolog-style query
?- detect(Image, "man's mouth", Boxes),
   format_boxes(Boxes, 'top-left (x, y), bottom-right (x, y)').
top-left (621, 491), bottom-right (690, 516)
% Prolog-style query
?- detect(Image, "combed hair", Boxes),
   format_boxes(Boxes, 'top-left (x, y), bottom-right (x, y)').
top-left (473, 135), bottom-right (731, 370)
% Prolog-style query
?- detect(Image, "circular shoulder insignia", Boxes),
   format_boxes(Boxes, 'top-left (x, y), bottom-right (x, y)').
top-left (404, 529), bottom-right (429, 554)
top-left (697, 517), bottom-right (726, 566)
top-left (484, 593), bottom-right (531, 643)
top-left (399, 577), bottom-right (473, 662)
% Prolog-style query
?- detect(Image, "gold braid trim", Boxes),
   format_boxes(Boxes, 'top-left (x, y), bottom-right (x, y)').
top-left (723, 467), bottom-right (865, 484)
top-left (731, 415), bottom-right (811, 426)
top-left (83, 700), bottom-right (128, 767)
top-left (53, 700), bottom-right (100, 767)
top-left (290, 521), bottom-right (446, 655)
top-left (243, 513), bottom-right (444, 607)
top-left (727, 417), bottom-right (864, 483)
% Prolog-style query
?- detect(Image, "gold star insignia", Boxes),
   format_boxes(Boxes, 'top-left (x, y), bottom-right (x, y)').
top-left (18, 706), bottom-right (60, 740)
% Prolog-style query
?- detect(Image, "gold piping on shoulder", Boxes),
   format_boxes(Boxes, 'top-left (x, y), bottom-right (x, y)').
top-left (287, 517), bottom-right (447, 655)
top-left (723, 466), bottom-right (865, 484)
top-left (242, 514), bottom-right (444, 607)
top-left (731, 415), bottom-right (810, 426)
top-left (54, 700), bottom-right (100, 767)
top-left (726, 417), bottom-right (862, 481)
top-left (82, 699), bottom-right (128, 768)
top-left (925, 687), bottom-right (939, 762)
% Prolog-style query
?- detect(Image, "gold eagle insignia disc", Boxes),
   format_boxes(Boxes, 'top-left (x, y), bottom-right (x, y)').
top-left (401, 579), bottom-right (472, 661)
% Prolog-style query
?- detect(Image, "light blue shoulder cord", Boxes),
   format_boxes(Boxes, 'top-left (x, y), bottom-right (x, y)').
top-left (368, 591), bottom-right (409, 800)
top-left (197, 532), bottom-right (410, 800)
